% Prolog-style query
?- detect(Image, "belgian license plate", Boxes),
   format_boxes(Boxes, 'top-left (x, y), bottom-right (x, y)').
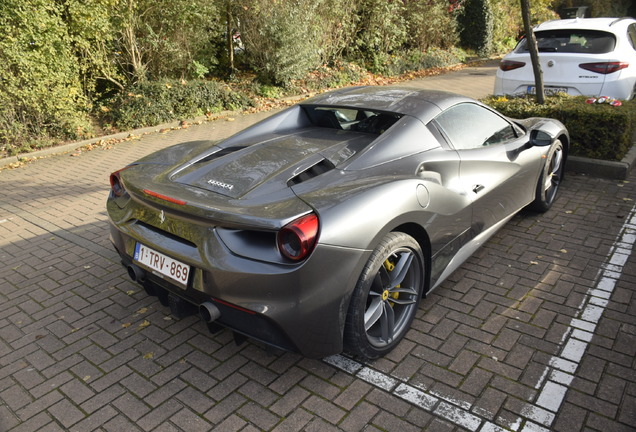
top-left (527, 86), bottom-right (567, 95)
top-left (134, 243), bottom-right (190, 288)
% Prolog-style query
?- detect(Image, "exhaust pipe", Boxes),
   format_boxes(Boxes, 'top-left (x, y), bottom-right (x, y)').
top-left (127, 264), bottom-right (146, 283)
top-left (199, 302), bottom-right (221, 323)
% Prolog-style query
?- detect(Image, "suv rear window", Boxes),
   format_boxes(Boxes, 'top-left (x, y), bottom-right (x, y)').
top-left (515, 29), bottom-right (616, 54)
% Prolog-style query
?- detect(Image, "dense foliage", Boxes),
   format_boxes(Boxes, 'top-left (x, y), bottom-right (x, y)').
top-left (1, 0), bottom-right (630, 156)
top-left (0, 0), bottom-right (93, 152)
top-left (484, 95), bottom-right (636, 161)
top-left (103, 80), bottom-right (251, 130)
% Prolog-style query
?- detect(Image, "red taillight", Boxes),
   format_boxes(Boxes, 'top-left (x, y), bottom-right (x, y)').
top-left (109, 168), bottom-right (130, 197)
top-left (499, 60), bottom-right (526, 72)
top-left (277, 213), bottom-right (319, 261)
top-left (143, 189), bottom-right (186, 205)
top-left (579, 62), bottom-right (629, 74)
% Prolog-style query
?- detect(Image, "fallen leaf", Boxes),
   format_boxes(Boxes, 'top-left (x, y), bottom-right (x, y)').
top-left (530, 261), bottom-right (539, 265)
top-left (122, 323), bottom-right (131, 328)
top-left (126, 290), bottom-right (135, 296)
top-left (560, 249), bottom-right (567, 253)
top-left (143, 352), bottom-right (154, 359)
top-left (136, 307), bottom-right (148, 314)
top-left (138, 320), bottom-right (150, 329)
top-left (83, 376), bottom-right (90, 381)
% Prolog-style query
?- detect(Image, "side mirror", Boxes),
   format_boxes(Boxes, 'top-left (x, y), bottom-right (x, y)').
top-left (529, 130), bottom-right (553, 147)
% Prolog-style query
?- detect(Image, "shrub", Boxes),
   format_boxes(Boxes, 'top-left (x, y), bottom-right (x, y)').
top-left (404, 0), bottom-right (459, 51)
top-left (0, 0), bottom-right (93, 155)
top-left (483, 95), bottom-right (636, 161)
top-left (111, 0), bottom-right (222, 83)
top-left (105, 79), bottom-right (251, 130)
top-left (353, 0), bottom-right (408, 59)
top-left (296, 61), bottom-right (367, 91)
top-left (237, 0), bottom-right (325, 86)
top-left (367, 48), bottom-right (467, 77)
top-left (457, 0), bottom-right (495, 56)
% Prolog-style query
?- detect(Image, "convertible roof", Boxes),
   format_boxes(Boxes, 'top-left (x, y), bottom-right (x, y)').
top-left (302, 86), bottom-right (475, 123)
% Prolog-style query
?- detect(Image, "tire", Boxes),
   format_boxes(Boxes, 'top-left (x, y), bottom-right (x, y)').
top-left (528, 139), bottom-right (565, 212)
top-left (344, 232), bottom-right (425, 360)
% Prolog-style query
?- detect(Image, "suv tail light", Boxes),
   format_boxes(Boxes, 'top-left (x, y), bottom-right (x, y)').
top-left (499, 60), bottom-right (526, 71)
top-left (277, 213), bottom-right (319, 261)
top-left (579, 62), bottom-right (629, 74)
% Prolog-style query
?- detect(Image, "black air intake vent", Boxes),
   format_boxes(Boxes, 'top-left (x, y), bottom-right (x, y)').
top-left (287, 159), bottom-right (335, 186)
top-left (196, 146), bottom-right (246, 164)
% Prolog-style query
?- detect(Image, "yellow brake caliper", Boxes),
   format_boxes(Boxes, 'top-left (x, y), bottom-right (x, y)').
top-left (383, 259), bottom-right (401, 305)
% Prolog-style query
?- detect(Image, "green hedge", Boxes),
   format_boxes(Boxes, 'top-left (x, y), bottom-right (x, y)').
top-left (483, 95), bottom-right (636, 161)
top-left (457, 0), bottom-right (494, 56)
top-left (104, 80), bottom-right (251, 130)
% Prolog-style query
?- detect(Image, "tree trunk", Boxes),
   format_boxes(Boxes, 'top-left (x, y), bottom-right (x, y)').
top-left (227, 0), bottom-right (235, 74)
top-left (520, 0), bottom-right (544, 104)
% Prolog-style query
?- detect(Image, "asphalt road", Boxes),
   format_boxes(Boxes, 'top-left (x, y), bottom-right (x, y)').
top-left (1, 61), bottom-right (635, 432)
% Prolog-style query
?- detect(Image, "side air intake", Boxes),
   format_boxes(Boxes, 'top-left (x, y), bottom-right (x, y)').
top-left (287, 159), bottom-right (335, 186)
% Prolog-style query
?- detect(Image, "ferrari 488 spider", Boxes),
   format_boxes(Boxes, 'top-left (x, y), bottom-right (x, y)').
top-left (107, 87), bottom-right (568, 359)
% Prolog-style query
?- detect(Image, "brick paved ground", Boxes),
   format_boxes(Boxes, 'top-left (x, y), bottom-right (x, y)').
top-left (1, 66), bottom-right (635, 431)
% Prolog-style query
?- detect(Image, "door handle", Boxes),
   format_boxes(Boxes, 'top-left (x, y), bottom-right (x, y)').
top-left (472, 184), bottom-right (485, 193)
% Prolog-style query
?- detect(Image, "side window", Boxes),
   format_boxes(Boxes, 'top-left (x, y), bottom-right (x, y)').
top-left (434, 103), bottom-right (517, 150)
top-left (628, 24), bottom-right (636, 51)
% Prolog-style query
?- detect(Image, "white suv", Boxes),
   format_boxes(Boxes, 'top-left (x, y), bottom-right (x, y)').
top-left (494, 17), bottom-right (636, 100)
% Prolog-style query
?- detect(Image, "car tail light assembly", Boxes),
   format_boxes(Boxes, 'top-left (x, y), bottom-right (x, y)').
top-left (499, 60), bottom-right (526, 71)
top-left (277, 213), bottom-right (319, 261)
top-left (579, 62), bottom-right (629, 74)
top-left (109, 168), bottom-right (130, 197)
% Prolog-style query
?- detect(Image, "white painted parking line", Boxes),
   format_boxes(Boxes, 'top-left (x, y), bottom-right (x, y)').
top-left (324, 203), bottom-right (636, 431)
top-left (515, 204), bottom-right (636, 430)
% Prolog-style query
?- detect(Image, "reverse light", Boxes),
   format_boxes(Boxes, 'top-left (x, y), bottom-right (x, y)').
top-left (579, 62), bottom-right (629, 74)
top-left (277, 213), bottom-right (319, 261)
top-left (499, 60), bottom-right (526, 71)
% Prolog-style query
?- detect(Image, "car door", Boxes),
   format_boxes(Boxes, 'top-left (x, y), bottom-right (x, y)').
top-left (431, 103), bottom-right (542, 235)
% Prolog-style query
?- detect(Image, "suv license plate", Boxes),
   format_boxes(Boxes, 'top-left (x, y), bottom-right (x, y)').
top-left (134, 243), bottom-right (190, 288)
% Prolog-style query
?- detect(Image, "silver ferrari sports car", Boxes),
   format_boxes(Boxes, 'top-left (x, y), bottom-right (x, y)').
top-left (107, 87), bottom-right (568, 360)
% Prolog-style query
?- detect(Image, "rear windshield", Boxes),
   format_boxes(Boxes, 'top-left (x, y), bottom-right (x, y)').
top-left (302, 106), bottom-right (402, 135)
top-left (515, 29), bottom-right (616, 53)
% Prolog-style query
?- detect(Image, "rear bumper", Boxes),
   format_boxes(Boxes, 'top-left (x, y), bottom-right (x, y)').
top-left (109, 222), bottom-right (370, 358)
top-left (495, 70), bottom-right (634, 100)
